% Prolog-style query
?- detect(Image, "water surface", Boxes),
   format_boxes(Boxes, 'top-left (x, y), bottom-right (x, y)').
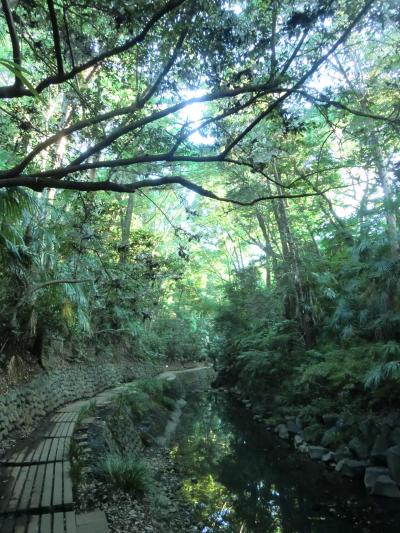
top-left (172, 391), bottom-right (399, 533)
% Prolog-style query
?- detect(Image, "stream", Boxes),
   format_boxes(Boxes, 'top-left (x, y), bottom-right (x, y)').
top-left (171, 390), bottom-right (400, 533)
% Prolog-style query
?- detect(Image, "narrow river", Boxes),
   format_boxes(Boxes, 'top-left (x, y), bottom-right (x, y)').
top-left (171, 390), bottom-right (399, 533)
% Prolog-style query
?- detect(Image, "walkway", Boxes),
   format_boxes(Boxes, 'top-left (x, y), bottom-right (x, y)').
top-left (0, 365), bottom-right (211, 532)
top-left (0, 386), bottom-right (127, 533)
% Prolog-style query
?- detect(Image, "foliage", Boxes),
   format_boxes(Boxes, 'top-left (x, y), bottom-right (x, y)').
top-left (0, 0), bottom-right (399, 418)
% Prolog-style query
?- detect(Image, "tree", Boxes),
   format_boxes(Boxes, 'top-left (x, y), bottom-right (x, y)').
top-left (0, 0), bottom-right (388, 206)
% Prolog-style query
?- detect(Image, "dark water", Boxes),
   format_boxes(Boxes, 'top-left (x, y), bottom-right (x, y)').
top-left (172, 391), bottom-right (399, 533)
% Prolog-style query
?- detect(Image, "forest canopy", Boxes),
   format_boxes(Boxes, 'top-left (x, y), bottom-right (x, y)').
top-left (0, 0), bottom-right (400, 412)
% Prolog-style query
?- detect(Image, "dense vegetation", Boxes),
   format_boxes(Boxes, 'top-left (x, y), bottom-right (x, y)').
top-left (0, 0), bottom-right (399, 415)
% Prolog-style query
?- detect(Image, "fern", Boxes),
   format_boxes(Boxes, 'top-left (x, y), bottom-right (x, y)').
top-left (364, 361), bottom-right (400, 389)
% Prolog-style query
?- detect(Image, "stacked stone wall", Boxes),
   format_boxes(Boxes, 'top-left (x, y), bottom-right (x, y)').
top-left (0, 360), bottom-right (161, 442)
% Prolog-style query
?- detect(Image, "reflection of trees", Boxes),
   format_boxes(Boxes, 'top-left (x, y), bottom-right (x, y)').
top-left (174, 394), bottom-right (380, 533)
top-left (175, 394), bottom-right (285, 531)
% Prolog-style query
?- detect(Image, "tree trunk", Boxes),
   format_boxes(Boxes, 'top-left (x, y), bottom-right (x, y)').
top-left (119, 194), bottom-right (135, 263)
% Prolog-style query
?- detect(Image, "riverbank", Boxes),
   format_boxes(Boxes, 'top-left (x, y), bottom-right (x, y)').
top-left (213, 378), bottom-right (400, 500)
top-left (171, 389), bottom-right (400, 532)
top-left (70, 367), bottom-right (215, 532)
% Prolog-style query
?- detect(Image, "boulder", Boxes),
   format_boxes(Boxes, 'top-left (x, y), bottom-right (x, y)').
top-left (303, 423), bottom-right (323, 443)
top-left (308, 446), bottom-right (328, 461)
top-left (333, 445), bottom-right (352, 463)
top-left (372, 475), bottom-right (400, 498)
top-left (322, 451), bottom-right (335, 463)
top-left (386, 445), bottom-right (400, 484)
top-left (286, 417), bottom-right (302, 436)
top-left (294, 435), bottom-right (304, 449)
top-left (370, 433), bottom-right (389, 465)
top-left (390, 427), bottom-right (400, 446)
top-left (321, 427), bottom-right (339, 448)
top-left (384, 412), bottom-right (400, 429)
top-left (364, 466), bottom-right (390, 494)
top-left (298, 443), bottom-right (309, 454)
top-left (348, 436), bottom-right (369, 460)
top-left (322, 413), bottom-right (339, 427)
top-left (335, 459), bottom-right (368, 478)
top-left (359, 418), bottom-right (378, 446)
top-left (277, 423), bottom-right (289, 440)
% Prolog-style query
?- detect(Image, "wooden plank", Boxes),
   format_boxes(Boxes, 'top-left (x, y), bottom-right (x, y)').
top-left (18, 464), bottom-right (37, 511)
top-left (65, 511), bottom-right (77, 533)
top-left (53, 512), bottom-right (65, 533)
top-left (48, 438), bottom-right (61, 462)
top-left (53, 461), bottom-right (64, 508)
top-left (76, 511), bottom-right (109, 533)
top-left (8, 465), bottom-right (27, 512)
top-left (63, 462), bottom-right (73, 506)
top-left (60, 438), bottom-right (71, 461)
top-left (27, 514), bottom-right (40, 533)
top-left (40, 513), bottom-right (52, 533)
top-left (30, 463), bottom-right (45, 510)
top-left (41, 462), bottom-right (54, 510)
top-left (14, 513), bottom-right (28, 533)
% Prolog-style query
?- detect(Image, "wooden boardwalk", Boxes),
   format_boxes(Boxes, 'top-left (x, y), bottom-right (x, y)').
top-left (0, 390), bottom-right (113, 532)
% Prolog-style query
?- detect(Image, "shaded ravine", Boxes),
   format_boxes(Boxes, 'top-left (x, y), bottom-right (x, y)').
top-left (171, 390), bottom-right (400, 533)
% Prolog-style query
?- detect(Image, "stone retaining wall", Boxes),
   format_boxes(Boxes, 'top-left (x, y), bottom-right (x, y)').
top-left (0, 360), bottom-right (161, 442)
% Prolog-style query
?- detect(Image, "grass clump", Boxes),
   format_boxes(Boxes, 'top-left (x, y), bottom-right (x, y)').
top-left (99, 453), bottom-right (152, 494)
top-left (113, 378), bottom-right (177, 420)
top-left (77, 399), bottom-right (97, 424)
top-left (68, 438), bottom-right (84, 485)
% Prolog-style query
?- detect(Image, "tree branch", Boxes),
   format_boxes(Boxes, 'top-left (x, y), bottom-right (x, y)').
top-left (221, 0), bottom-right (375, 156)
top-left (0, 0), bottom-right (22, 89)
top-left (47, 0), bottom-right (64, 76)
top-left (31, 278), bottom-right (92, 293)
top-left (0, 175), bottom-right (346, 206)
top-left (297, 89), bottom-right (400, 125)
top-left (0, 0), bottom-right (186, 98)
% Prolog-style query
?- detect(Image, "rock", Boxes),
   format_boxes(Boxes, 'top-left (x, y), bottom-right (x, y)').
top-left (386, 445), bottom-right (400, 484)
top-left (286, 418), bottom-right (302, 435)
top-left (277, 424), bottom-right (289, 440)
top-left (322, 451), bottom-right (335, 463)
top-left (390, 427), bottom-right (400, 446)
top-left (348, 436), bottom-right (369, 460)
top-left (335, 459), bottom-right (368, 478)
top-left (384, 412), bottom-right (400, 429)
top-left (372, 475), bottom-right (400, 498)
top-left (322, 414), bottom-right (339, 427)
top-left (294, 435), bottom-right (304, 449)
top-left (359, 418), bottom-right (378, 446)
top-left (303, 424), bottom-right (323, 444)
top-left (337, 413), bottom-right (356, 430)
top-left (308, 446), bottom-right (328, 461)
top-left (364, 466), bottom-right (390, 494)
top-left (298, 443), bottom-right (309, 454)
top-left (370, 433), bottom-right (389, 465)
top-left (321, 427), bottom-right (339, 448)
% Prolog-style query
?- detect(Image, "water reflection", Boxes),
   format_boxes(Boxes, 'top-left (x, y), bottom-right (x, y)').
top-left (172, 392), bottom-right (398, 533)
